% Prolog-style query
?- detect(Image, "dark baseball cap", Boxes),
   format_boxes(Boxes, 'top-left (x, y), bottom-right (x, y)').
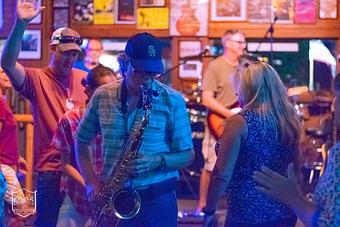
top-left (125, 32), bottom-right (164, 74)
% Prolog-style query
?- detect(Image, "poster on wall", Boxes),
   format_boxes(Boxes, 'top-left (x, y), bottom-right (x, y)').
top-left (72, 0), bottom-right (94, 24)
top-left (140, 0), bottom-right (165, 7)
top-left (137, 8), bottom-right (168, 29)
top-left (247, 0), bottom-right (271, 23)
top-left (94, 0), bottom-right (115, 24)
top-left (0, 0), bottom-right (3, 29)
top-left (170, 0), bottom-right (208, 36)
top-left (319, 0), bottom-right (337, 19)
top-left (294, 0), bottom-right (316, 24)
top-left (116, 0), bottom-right (135, 24)
top-left (211, 0), bottom-right (246, 21)
top-left (54, 8), bottom-right (69, 30)
top-left (272, 0), bottom-right (294, 23)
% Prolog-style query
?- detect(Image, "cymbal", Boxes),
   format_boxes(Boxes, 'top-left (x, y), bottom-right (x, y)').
top-left (291, 90), bottom-right (333, 104)
top-left (315, 95), bottom-right (333, 103)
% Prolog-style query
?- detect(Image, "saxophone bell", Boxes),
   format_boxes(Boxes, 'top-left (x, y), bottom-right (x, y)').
top-left (112, 185), bottom-right (141, 219)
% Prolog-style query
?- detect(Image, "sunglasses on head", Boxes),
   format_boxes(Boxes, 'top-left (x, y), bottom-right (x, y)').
top-left (54, 36), bottom-right (83, 46)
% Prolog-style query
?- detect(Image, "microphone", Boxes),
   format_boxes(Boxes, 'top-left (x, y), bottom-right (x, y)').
top-left (199, 46), bottom-right (210, 57)
top-left (273, 16), bottom-right (278, 22)
top-left (241, 51), bottom-right (268, 62)
top-left (179, 46), bottom-right (212, 60)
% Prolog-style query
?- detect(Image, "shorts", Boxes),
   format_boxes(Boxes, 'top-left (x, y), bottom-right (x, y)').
top-left (1, 165), bottom-right (25, 205)
top-left (201, 126), bottom-right (217, 172)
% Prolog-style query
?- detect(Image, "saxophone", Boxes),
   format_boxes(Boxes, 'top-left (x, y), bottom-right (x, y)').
top-left (90, 84), bottom-right (154, 227)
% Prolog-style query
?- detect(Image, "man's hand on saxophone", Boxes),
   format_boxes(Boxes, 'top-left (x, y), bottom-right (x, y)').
top-left (85, 181), bottom-right (101, 204)
top-left (128, 153), bottom-right (162, 176)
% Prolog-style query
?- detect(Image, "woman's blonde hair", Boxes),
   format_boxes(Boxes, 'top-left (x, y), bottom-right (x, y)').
top-left (236, 61), bottom-right (301, 165)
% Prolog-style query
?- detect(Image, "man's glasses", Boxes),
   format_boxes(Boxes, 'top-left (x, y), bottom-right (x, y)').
top-left (134, 70), bottom-right (162, 80)
top-left (226, 39), bottom-right (246, 45)
top-left (128, 62), bottom-right (161, 80)
top-left (54, 36), bottom-right (83, 46)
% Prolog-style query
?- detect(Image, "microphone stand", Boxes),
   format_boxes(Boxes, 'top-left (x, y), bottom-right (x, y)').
top-left (163, 48), bottom-right (213, 76)
top-left (255, 17), bottom-right (278, 65)
top-left (163, 48), bottom-right (214, 103)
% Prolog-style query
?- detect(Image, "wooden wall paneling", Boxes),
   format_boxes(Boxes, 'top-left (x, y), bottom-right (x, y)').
top-left (14, 115), bottom-right (34, 192)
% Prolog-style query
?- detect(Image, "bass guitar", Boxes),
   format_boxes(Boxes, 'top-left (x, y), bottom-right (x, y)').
top-left (207, 102), bottom-right (241, 139)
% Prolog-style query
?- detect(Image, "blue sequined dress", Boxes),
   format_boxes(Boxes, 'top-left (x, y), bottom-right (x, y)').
top-left (221, 109), bottom-right (297, 226)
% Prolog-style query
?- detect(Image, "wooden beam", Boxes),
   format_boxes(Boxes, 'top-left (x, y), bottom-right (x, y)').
top-left (14, 114), bottom-right (33, 123)
top-left (24, 123), bottom-right (34, 192)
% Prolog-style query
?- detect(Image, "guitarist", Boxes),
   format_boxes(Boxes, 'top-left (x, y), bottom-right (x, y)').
top-left (196, 30), bottom-right (246, 218)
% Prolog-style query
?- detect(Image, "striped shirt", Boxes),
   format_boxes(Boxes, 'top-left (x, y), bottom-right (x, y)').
top-left (75, 79), bottom-right (193, 188)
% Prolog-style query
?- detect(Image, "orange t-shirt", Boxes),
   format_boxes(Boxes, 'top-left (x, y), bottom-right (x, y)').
top-left (15, 67), bottom-right (87, 172)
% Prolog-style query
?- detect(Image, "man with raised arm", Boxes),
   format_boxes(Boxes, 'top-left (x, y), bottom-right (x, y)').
top-left (1, 1), bottom-right (87, 226)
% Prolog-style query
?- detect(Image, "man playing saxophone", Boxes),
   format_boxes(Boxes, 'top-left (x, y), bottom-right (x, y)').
top-left (75, 33), bottom-right (195, 227)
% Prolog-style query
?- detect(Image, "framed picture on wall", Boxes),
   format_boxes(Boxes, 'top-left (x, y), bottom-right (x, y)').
top-left (0, 0), bottom-right (3, 29)
top-left (30, 0), bottom-right (42, 24)
top-left (179, 60), bottom-right (203, 79)
top-left (294, 0), bottom-right (316, 24)
top-left (140, 0), bottom-right (165, 7)
top-left (72, 1), bottom-right (94, 24)
top-left (53, 0), bottom-right (69, 7)
top-left (116, 0), bottom-right (136, 24)
top-left (53, 8), bottom-right (69, 30)
top-left (211, 0), bottom-right (246, 21)
top-left (178, 40), bottom-right (203, 79)
top-left (170, 0), bottom-right (208, 36)
top-left (18, 30), bottom-right (41, 60)
top-left (319, 0), bottom-right (337, 19)
top-left (247, 0), bottom-right (271, 23)
top-left (272, 0), bottom-right (294, 23)
top-left (179, 40), bottom-right (202, 58)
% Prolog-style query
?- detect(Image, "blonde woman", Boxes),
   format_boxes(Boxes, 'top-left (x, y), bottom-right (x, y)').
top-left (253, 73), bottom-right (340, 227)
top-left (203, 61), bottom-right (301, 227)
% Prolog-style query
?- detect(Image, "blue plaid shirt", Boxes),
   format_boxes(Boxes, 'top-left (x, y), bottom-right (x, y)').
top-left (75, 79), bottom-right (193, 188)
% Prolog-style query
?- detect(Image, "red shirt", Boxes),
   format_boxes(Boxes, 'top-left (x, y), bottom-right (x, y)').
top-left (0, 97), bottom-right (18, 166)
top-left (14, 67), bottom-right (87, 171)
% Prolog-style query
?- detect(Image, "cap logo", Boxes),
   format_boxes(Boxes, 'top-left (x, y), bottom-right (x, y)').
top-left (148, 45), bottom-right (156, 57)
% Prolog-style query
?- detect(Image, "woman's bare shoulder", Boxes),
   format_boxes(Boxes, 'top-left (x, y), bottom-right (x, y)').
top-left (223, 114), bottom-right (248, 137)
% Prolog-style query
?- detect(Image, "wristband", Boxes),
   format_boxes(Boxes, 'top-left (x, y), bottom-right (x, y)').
top-left (202, 207), bottom-right (216, 216)
top-left (159, 155), bottom-right (166, 170)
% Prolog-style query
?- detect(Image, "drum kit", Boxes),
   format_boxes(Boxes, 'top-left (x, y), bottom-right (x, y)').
top-left (289, 88), bottom-right (334, 193)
